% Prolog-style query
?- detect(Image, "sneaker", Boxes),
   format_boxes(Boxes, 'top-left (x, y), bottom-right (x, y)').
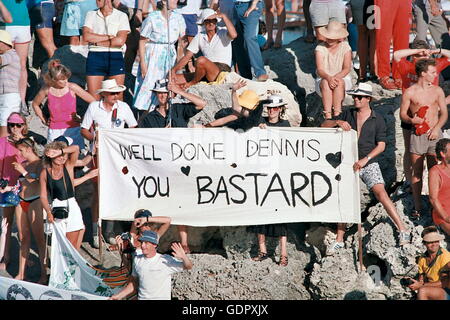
top-left (398, 231), bottom-right (411, 246)
top-left (326, 241), bottom-right (344, 256)
top-left (92, 235), bottom-right (99, 249)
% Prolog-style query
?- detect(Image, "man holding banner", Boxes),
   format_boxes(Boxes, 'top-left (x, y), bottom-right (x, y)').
top-left (322, 82), bottom-right (410, 255)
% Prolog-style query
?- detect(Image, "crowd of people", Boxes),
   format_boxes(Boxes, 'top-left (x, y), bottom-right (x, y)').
top-left (0, 0), bottom-right (450, 300)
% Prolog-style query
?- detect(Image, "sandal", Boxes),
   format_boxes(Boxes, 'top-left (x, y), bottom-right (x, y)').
top-left (322, 111), bottom-right (332, 120)
top-left (252, 251), bottom-right (269, 262)
top-left (279, 255), bottom-right (288, 267)
top-left (333, 110), bottom-right (342, 117)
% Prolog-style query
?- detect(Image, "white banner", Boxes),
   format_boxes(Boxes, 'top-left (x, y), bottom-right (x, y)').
top-left (0, 277), bottom-right (106, 300)
top-left (49, 222), bottom-right (122, 297)
top-left (98, 127), bottom-right (361, 225)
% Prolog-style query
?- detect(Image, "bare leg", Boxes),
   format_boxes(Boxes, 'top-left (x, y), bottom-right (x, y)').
top-left (336, 223), bottom-right (346, 242)
top-left (371, 184), bottom-right (406, 231)
top-left (320, 79), bottom-right (333, 119)
top-left (273, 0), bottom-right (286, 48)
top-left (178, 225), bottom-right (190, 253)
top-left (257, 233), bottom-right (267, 254)
top-left (332, 78), bottom-right (345, 115)
top-left (279, 235), bottom-right (287, 256)
top-left (185, 57), bottom-right (220, 88)
top-left (411, 153), bottom-right (425, 213)
top-left (14, 42), bottom-right (30, 104)
top-left (426, 153), bottom-right (438, 171)
top-left (76, 228), bottom-right (85, 250)
top-left (28, 200), bottom-right (47, 283)
top-left (439, 222), bottom-right (450, 236)
top-left (35, 27), bottom-right (57, 58)
top-left (264, 0), bottom-right (275, 49)
top-left (357, 25), bottom-right (369, 80)
top-left (368, 29), bottom-right (377, 77)
top-left (15, 205), bottom-right (31, 280)
top-left (86, 75), bottom-right (104, 101)
top-left (0, 206), bottom-right (14, 270)
top-left (402, 128), bottom-right (412, 183)
top-left (66, 230), bottom-right (82, 250)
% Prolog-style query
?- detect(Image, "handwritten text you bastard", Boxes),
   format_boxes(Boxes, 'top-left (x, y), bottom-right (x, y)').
top-left (118, 138), bottom-right (335, 207)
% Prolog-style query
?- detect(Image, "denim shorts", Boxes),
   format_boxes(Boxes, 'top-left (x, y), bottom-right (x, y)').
top-left (29, 2), bottom-right (56, 29)
top-left (86, 51), bottom-right (125, 76)
top-left (182, 14), bottom-right (198, 37)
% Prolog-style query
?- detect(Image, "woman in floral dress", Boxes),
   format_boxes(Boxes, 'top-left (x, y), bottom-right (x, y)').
top-left (133, 0), bottom-right (185, 113)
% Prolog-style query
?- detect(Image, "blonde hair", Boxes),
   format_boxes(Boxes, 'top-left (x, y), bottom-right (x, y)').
top-left (43, 59), bottom-right (72, 86)
top-left (7, 112), bottom-right (28, 135)
top-left (43, 141), bottom-right (68, 167)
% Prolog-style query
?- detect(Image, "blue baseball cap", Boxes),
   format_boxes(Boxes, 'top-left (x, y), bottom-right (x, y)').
top-left (54, 135), bottom-right (73, 146)
top-left (138, 230), bottom-right (159, 245)
top-left (134, 209), bottom-right (152, 219)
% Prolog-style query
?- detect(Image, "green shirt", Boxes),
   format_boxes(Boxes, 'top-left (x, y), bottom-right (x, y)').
top-left (0, 0), bottom-right (30, 26)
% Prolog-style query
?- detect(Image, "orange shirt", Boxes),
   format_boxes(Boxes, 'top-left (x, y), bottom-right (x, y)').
top-left (431, 165), bottom-right (450, 226)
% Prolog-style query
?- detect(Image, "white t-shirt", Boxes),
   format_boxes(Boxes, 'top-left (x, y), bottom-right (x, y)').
top-left (132, 253), bottom-right (184, 300)
top-left (83, 9), bottom-right (131, 52)
top-left (187, 28), bottom-right (233, 66)
top-left (176, 0), bottom-right (202, 15)
top-left (81, 100), bottom-right (137, 130)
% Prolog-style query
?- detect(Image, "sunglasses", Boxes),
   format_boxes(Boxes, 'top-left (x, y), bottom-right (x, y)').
top-left (267, 106), bottom-right (280, 111)
top-left (8, 123), bottom-right (24, 128)
top-left (203, 19), bottom-right (218, 24)
top-left (353, 95), bottom-right (368, 101)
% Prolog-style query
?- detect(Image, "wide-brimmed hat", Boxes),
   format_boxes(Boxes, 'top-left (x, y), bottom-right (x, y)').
top-left (347, 82), bottom-right (374, 98)
top-left (318, 21), bottom-right (349, 40)
top-left (423, 231), bottom-right (445, 242)
top-left (0, 30), bottom-right (13, 47)
top-left (263, 95), bottom-right (287, 108)
top-left (238, 90), bottom-right (259, 110)
top-left (96, 79), bottom-right (126, 94)
top-left (152, 79), bottom-right (169, 93)
top-left (138, 230), bottom-right (159, 245)
top-left (197, 9), bottom-right (221, 24)
top-left (7, 113), bottom-right (25, 124)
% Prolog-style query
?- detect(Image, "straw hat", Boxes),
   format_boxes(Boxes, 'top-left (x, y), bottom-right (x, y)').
top-left (238, 90), bottom-right (259, 110)
top-left (0, 30), bottom-right (13, 47)
top-left (347, 82), bottom-right (374, 98)
top-left (423, 231), bottom-right (445, 242)
top-left (96, 79), bottom-right (126, 94)
top-left (197, 9), bottom-right (221, 24)
top-left (318, 21), bottom-right (349, 40)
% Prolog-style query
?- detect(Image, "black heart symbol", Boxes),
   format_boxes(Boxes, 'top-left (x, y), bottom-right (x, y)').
top-left (326, 152), bottom-right (342, 169)
top-left (181, 166), bottom-right (191, 176)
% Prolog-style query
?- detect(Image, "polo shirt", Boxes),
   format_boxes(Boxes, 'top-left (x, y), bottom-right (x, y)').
top-left (418, 248), bottom-right (450, 283)
top-left (0, 49), bottom-right (20, 94)
top-left (397, 57), bottom-right (450, 92)
top-left (187, 28), bottom-right (233, 67)
top-left (81, 100), bottom-right (137, 130)
top-left (0, 0), bottom-right (30, 26)
top-left (83, 8), bottom-right (130, 52)
top-left (138, 103), bottom-right (200, 128)
top-left (335, 107), bottom-right (387, 163)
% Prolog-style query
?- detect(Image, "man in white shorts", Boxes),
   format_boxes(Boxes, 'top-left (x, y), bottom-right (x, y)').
top-left (0, 30), bottom-right (21, 137)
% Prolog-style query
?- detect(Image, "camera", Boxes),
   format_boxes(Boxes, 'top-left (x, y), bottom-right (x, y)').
top-left (0, 178), bottom-right (9, 189)
top-left (120, 232), bottom-right (135, 254)
top-left (400, 278), bottom-right (414, 287)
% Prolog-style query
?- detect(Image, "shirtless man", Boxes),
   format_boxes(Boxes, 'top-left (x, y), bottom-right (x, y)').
top-left (400, 58), bottom-right (448, 219)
